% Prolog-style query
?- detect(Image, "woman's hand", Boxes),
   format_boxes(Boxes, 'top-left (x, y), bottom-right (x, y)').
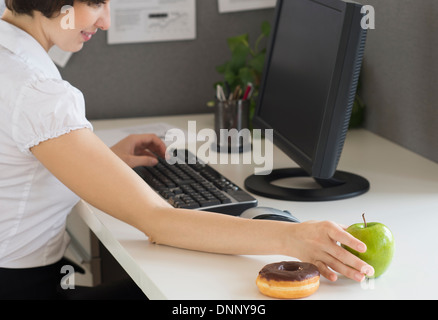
top-left (110, 134), bottom-right (167, 168)
top-left (290, 220), bottom-right (375, 282)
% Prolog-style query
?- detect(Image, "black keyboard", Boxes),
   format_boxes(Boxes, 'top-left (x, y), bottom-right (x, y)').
top-left (133, 149), bottom-right (257, 216)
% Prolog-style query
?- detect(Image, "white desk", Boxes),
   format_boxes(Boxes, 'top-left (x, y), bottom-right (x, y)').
top-left (74, 113), bottom-right (438, 300)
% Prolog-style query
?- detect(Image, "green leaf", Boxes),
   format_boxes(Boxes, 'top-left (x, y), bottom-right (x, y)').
top-left (229, 43), bottom-right (250, 72)
top-left (248, 53), bottom-right (266, 74)
top-left (238, 67), bottom-right (255, 87)
top-left (227, 34), bottom-right (249, 53)
top-left (349, 94), bottom-right (366, 128)
top-left (224, 68), bottom-right (238, 88)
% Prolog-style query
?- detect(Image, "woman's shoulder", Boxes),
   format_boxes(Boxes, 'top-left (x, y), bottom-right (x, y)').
top-left (0, 47), bottom-right (76, 101)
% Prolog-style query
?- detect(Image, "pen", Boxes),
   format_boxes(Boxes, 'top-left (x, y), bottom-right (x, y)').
top-left (216, 84), bottom-right (226, 102)
top-left (216, 85), bottom-right (221, 101)
top-left (243, 83), bottom-right (253, 100)
top-left (247, 84), bottom-right (254, 100)
top-left (233, 85), bottom-right (241, 100)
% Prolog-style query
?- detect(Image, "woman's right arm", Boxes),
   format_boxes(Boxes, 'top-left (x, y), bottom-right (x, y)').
top-left (31, 128), bottom-right (373, 281)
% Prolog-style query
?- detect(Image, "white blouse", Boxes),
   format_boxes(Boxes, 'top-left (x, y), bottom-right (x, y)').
top-left (0, 19), bottom-right (93, 268)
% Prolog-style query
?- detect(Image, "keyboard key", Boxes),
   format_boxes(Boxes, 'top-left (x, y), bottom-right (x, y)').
top-left (177, 203), bottom-right (200, 209)
top-left (199, 199), bottom-right (222, 207)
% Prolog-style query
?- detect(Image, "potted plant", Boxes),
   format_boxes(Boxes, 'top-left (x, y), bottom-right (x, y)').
top-left (210, 21), bottom-right (271, 121)
top-left (210, 19), bottom-right (365, 128)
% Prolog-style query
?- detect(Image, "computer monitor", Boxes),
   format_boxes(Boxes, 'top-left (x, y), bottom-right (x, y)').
top-left (244, 0), bottom-right (370, 201)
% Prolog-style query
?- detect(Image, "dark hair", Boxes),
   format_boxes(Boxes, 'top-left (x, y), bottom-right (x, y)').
top-left (5, 0), bottom-right (107, 18)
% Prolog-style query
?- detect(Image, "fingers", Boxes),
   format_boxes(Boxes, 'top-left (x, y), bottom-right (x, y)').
top-left (315, 250), bottom-right (374, 282)
top-left (111, 133), bottom-right (168, 168)
top-left (314, 260), bottom-right (338, 282)
top-left (328, 223), bottom-right (366, 253)
top-left (128, 155), bottom-right (159, 168)
top-left (134, 134), bottom-right (167, 158)
top-left (325, 223), bottom-right (374, 281)
top-left (323, 249), bottom-right (373, 282)
top-left (300, 221), bottom-right (374, 282)
top-left (133, 143), bottom-right (164, 167)
top-left (127, 134), bottom-right (168, 167)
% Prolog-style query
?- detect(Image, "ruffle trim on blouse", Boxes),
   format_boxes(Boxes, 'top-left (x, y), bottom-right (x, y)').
top-left (21, 124), bottom-right (94, 155)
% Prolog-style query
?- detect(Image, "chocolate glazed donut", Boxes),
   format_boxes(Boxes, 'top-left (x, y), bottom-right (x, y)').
top-left (256, 261), bottom-right (320, 299)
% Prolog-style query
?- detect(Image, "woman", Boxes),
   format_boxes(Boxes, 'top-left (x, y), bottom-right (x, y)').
top-left (0, 0), bottom-right (374, 299)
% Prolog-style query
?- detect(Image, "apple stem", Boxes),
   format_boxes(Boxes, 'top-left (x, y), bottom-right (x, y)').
top-left (362, 213), bottom-right (367, 228)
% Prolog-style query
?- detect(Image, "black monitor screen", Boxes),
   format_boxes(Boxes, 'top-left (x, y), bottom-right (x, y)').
top-left (246, 0), bottom-right (370, 201)
top-left (258, 0), bottom-right (344, 160)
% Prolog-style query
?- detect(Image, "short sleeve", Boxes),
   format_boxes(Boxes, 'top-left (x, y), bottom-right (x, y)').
top-left (12, 78), bottom-right (93, 155)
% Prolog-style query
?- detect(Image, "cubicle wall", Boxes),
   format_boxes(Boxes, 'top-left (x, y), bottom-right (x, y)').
top-left (2, 1), bottom-right (435, 162)
top-left (59, 1), bottom-right (275, 120)
top-left (360, 0), bottom-right (438, 163)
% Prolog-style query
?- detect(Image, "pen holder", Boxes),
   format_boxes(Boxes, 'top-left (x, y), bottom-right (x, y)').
top-left (214, 99), bottom-right (251, 153)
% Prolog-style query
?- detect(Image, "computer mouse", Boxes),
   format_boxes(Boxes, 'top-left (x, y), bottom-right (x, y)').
top-left (240, 207), bottom-right (300, 223)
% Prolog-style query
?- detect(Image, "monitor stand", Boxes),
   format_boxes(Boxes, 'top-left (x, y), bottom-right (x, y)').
top-left (244, 168), bottom-right (369, 201)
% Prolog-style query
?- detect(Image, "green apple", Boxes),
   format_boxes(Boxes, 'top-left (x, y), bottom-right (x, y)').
top-left (342, 214), bottom-right (394, 278)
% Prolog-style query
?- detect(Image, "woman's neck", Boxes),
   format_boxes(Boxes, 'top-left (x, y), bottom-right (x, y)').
top-left (2, 9), bottom-right (52, 52)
